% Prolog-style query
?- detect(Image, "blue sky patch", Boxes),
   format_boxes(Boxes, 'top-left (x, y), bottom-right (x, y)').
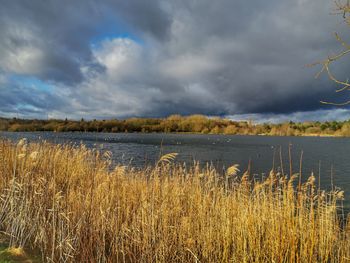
top-left (8, 74), bottom-right (54, 93)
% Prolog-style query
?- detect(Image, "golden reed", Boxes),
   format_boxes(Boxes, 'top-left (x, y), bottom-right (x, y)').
top-left (0, 139), bottom-right (349, 262)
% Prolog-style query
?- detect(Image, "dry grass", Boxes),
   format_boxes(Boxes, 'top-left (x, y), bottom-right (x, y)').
top-left (0, 139), bottom-right (349, 262)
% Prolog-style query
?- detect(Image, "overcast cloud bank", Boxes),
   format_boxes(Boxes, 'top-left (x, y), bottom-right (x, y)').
top-left (0, 0), bottom-right (349, 122)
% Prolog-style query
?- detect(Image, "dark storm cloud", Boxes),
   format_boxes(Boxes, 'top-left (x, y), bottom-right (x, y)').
top-left (0, 0), bottom-right (349, 120)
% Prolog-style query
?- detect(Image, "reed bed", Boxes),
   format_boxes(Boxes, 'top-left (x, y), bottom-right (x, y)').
top-left (0, 139), bottom-right (349, 262)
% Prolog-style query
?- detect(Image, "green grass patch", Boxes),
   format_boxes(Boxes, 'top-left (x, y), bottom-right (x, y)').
top-left (0, 236), bottom-right (41, 263)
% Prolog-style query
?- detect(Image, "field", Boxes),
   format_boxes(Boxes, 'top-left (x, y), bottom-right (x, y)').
top-left (0, 139), bottom-right (349, 262)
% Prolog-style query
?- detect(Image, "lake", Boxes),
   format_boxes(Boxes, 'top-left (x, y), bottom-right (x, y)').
top-left (1, 132), bottom-right (350, 209)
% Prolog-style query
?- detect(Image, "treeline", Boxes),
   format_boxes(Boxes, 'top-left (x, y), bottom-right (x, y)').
top-left (1, 114), bottom-right (350, 136)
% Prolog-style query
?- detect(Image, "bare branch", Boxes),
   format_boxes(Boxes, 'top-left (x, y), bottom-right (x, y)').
top-left (320, 100), bottom-right (350, 106)
top-left (313, 3), bottom-right (350, 105)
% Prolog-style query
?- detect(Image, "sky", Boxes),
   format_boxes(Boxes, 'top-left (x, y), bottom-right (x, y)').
top-left (1, 0), bottom-right (350, 122)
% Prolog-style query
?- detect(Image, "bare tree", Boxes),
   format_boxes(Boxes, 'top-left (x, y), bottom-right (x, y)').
top-left (313, 0), bottom-right (350, 105)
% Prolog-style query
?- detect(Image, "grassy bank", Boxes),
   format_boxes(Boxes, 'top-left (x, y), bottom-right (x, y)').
top-left (0, 139), bottom-right (349, 262)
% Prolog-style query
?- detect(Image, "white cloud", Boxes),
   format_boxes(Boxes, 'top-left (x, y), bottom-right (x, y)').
top-left (62, 37), bottom-right (160, 118)
top-left (0, 24), bottom-right (46, 75)
top-left (93, 38), bottom-right (142, 79)
top-left (161, 54), bottom-right (221, 79)
top-left (2, 46), bottom-right (45, 75)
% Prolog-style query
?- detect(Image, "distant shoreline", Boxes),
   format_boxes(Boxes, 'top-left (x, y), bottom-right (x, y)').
top-left (1, 115), bottom-right (349, 137)
top-left (0, 130), bottom-right (346, 138)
